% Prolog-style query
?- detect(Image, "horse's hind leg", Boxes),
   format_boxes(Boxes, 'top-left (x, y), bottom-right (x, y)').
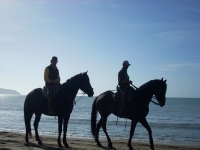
top-left (96, 118), bottom-right (102, 147)
top-left (33, 112), bottom-right (42, 145)
top-left (139, 118), bottom-right (154, 150)
top-left (101, 115), bottom-right (113, 149)
top-left (25, 112), bottom-right (33, 144)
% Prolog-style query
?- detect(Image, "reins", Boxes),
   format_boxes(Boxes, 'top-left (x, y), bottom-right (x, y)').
top-left (115, 84), bottom-right (160, 131)
top-left (151, 95), bottom-right (160, 105)
top-left (131, 84), bottom-right (160, 105)
top-left (74, 92), bottom-right (86, 105)
top-left (66, 74), bottom-right (89, 105)
top-left (66, 91), bottom-right (86, 105)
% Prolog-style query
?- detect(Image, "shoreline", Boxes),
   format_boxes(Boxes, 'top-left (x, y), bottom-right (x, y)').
top-left (1, 129), bottom-right (200, 147)
top-left (0, 131), bottom-right (199, 150)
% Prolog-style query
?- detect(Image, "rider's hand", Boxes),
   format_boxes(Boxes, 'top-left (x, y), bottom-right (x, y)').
top-left (52, 79), bottom-right (58, 83)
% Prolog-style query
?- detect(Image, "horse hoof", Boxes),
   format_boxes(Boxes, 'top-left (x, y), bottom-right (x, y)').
top-left (24, 141), bottom-right (30, 146)
top-left (108, 143), bottom-right (113, 149)
top-left (129, 146), bottom-right (134, 150)
top-left (25, 140), bottom-right (29, 144)
top-left (58, 144), bottom-right (63, 148)
top-left (64, 142), bottom-right (69, 148)
top-left (150, 145), bottom-right (154, 150)
top-left (38, 141), bottom-right (43, 146)
top-left (97, 142), bottom-right (102, 147)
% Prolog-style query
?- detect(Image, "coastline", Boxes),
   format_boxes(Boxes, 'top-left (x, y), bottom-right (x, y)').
top-left (0, 131), bottom-right (199, 150)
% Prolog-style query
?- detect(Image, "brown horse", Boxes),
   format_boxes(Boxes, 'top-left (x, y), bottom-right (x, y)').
top-left (91, 78), bottom-right (167, 150)
top-left (24, 72), bottom-right (94, 148)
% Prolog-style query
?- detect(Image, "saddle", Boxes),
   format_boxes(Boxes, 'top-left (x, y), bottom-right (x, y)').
top-left (42, 84), bottom-right (60, 99)
top-left (113, 86), bottom-right (134, 103)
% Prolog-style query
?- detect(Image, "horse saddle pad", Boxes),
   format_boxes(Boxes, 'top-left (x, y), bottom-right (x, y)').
top-left (42, 85), bottom-right (60, 99)
top-left (113, 87), bottom-right (134, 103)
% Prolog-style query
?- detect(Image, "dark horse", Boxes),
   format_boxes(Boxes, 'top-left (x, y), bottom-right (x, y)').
top-left (91, 78), bottom-right (167, 150)
top-left (24, 72), bottom-right (94, 148)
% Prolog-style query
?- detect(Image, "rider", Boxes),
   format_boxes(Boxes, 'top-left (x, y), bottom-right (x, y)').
top-left (118, 60), bottom-right (132, 117)
top-left (44, 56), bottom-right (60, 115)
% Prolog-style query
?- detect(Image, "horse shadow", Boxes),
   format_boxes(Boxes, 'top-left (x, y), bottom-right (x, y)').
top-left (24, 142), bottom-right (118, 150)
top-left (24, 142), bottom-right (63, 150)
top-left (98, 145), bottom-right (118, 150)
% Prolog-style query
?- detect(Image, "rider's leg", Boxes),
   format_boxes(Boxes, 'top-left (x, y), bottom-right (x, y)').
top-left (47, 85), bottom-right (55, 115)
top-left (119, 87), bottom-right (128, 117)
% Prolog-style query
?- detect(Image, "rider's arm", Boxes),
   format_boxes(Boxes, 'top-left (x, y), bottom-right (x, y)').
top-left (118, 71), bottom-right (132, 85)
top-left (44, 68), bottom-right (52, 83)
top-left (118, 71), bottom-right (127, 85)
top-left (121, 80), bottom-right (132, 84)
top-left (57, 74), bottom-right (60, 82)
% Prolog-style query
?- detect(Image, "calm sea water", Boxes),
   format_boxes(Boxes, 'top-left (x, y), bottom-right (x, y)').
top-left (0, 95), bottom-right (199, 146)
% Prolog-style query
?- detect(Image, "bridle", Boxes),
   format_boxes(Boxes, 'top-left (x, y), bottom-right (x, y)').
top-left (151, 95), bottom-right (160, 105)
top-left (131, 83), bottom-right (160, 106)
top-left (81, 73), bottom-right (92, 94)
top-left (66, 73), bottom-right (93, 105)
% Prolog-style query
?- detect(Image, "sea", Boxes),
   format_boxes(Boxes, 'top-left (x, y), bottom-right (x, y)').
top-left (0, 95), bottom-right (200, 146)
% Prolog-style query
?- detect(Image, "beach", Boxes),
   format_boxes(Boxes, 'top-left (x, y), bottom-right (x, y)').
top-left (0, 96), bottom-right (200, 149)
top-left (0, 131), bottom-right (199, 150)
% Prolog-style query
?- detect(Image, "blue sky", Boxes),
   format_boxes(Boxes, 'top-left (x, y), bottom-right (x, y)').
top-left (0, 0), bottom-right (200, 97)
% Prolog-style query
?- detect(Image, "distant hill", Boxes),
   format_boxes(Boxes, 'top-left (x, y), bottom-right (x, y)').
top-left (0, 88), bottom-right (20, 95)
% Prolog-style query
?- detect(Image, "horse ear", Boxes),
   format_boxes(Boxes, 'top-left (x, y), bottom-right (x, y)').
top-left (161, 78), bottom-right (163, 81)
top-left (164, 80), bottom-right (167, 82)
top-left (85, 70), bottom-right (88, 74)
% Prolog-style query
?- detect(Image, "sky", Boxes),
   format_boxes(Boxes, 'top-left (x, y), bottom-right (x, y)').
top-left (0, 0), bottom-right (200, 97)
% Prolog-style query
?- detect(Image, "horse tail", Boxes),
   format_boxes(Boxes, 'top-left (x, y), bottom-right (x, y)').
top-left (24, 94), bottom-right (33, 138)
top-left (91, 96), bottom-right (98, 138)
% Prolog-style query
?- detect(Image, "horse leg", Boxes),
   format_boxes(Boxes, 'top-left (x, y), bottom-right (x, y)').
top-left (96, 118), bottom-right (102, 147)
top-left (101, 115), bottom-right (113, 149)
top-left (127, 119), bottom-right (138, 150)
top-left (63, 115), bottom-right (70, 148)
top-left (33, 112), bottom-right (42, 145)
top-left (139, 118), bottom-right (154, 150)
top-left (57, 116), bottom-right (64, 148)
top-left (25, 112), bottom-right (33, 144)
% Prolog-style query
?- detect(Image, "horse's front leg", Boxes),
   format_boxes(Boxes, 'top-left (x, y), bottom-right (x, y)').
top-left (128, 119), bottom-right (138, 150)
top-left (57, 116), bottom-right (63, 148)
top-left (63, 115), bottom-right (70, 148)
top-left (139, 118), bottom-right (154, 150)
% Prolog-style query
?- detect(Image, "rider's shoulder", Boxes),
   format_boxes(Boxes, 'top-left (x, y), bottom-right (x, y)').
top-left (118, 68), bottom-right (123, 72)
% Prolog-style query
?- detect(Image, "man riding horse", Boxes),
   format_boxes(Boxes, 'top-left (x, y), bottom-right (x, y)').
top-left (44, 56), bottom-right (60, 115)
top-left (118, 60), bottom-right (132, 117)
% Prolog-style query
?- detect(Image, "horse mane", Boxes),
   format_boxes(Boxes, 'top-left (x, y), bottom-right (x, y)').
top-left (139, 79), bottom-right (160, 90)
top-left (61, 73), bottom-right (81, 89)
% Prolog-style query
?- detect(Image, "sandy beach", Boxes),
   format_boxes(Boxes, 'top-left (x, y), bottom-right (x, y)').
top-left (0, 131), bottom-right (199, 150)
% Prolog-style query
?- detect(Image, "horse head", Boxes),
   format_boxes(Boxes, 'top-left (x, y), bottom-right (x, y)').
top-left (153, 78), bottom-right (167, 107)
top-left (79, 71), bottom-right (94, 97)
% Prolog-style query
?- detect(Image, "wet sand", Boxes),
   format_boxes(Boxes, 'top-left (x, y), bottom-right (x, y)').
top-left (0, 131), bottom-right (199, 150)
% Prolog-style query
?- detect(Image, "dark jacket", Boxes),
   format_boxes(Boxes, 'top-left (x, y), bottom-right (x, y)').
top-left (118, 68), bottom-right (129, 89)
top-left (45, 65), bottom-right (59, 86)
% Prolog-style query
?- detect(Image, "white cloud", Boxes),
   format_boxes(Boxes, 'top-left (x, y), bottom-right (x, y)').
top-left (0, 36), bottom-right (14, 42)
top-left (156, 63), bottom-right (200, 71)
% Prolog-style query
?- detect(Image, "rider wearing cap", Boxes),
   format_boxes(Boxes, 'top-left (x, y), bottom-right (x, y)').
top-left (118, 60), bottom-right (132, 117)
top-left (44, 56), bottom-right (60, 115)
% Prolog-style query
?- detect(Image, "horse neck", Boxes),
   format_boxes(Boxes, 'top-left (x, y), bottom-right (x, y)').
top-left (141, 81), bottom-right (155, 105)
top-left (65, 76), bottom-right (81, 100)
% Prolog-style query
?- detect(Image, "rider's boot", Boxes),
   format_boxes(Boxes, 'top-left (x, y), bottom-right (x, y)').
top-left (48, 96), bottom-right (56, 115)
